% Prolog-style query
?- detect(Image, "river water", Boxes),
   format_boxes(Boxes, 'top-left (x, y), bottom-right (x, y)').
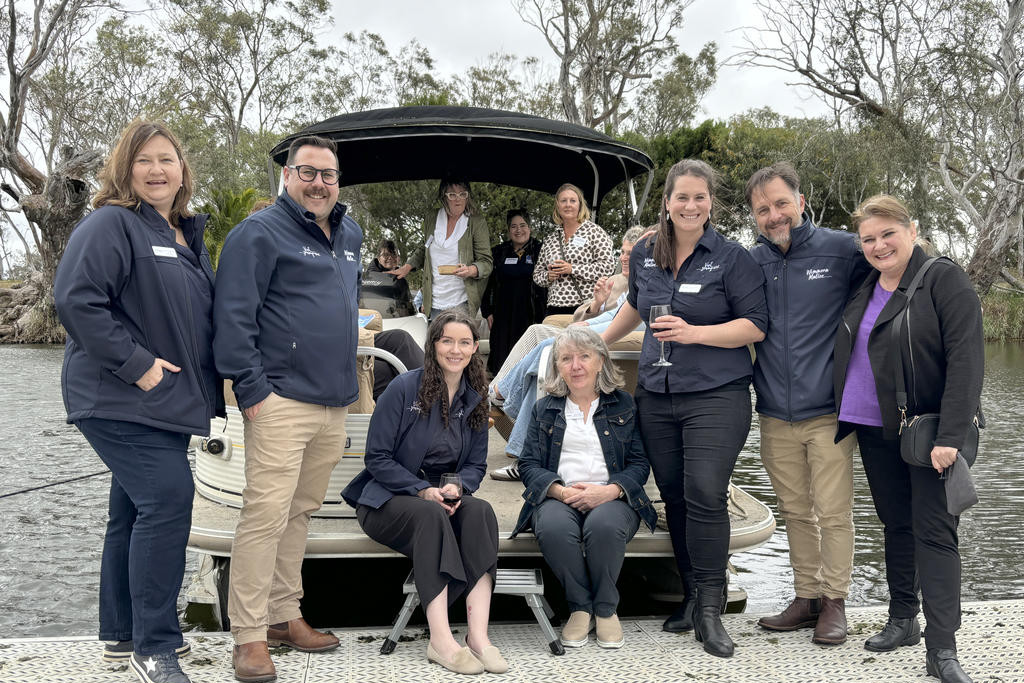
top-left (1, 343), bottom-right (1023, 638)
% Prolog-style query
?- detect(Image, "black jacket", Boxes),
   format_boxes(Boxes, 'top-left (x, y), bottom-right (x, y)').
top-left (833, 246), bottom-right (984, 446)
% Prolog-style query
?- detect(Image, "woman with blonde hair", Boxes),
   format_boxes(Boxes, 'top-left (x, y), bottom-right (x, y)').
top-left (54, 120), bottom-right (222, 683)
top-left (533, 183), bottom-right (615, 317)
top-left (834, 194), bottom-right (983, 683)
top-left (512, 326), bottom-right (656, 649)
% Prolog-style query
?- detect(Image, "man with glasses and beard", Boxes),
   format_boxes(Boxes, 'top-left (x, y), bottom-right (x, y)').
top-left (214, 135), bottom-right (362, 682)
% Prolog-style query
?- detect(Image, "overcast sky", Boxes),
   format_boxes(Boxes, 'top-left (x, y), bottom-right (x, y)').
top-left (332, 0), bottom-right (830, 121)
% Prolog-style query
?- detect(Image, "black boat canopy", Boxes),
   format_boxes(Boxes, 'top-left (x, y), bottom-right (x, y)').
top-left (269, 106), bottom-right (654, 210)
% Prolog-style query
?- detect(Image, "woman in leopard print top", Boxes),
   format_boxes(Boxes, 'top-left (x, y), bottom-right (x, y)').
top-left (532, 183), bottom-right (615, 317)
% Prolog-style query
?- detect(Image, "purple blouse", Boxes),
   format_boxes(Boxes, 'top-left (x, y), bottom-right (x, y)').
top-left (839, 282), bottom-right (893, 426)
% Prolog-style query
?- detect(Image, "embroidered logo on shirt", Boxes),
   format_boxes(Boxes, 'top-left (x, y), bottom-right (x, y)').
top-left (806, 267), bottom-right (832, 280)
top-left (301, 246), bottom-right (321, 258)
top-left (409, 401), bottom-right (424, 414)
top-left (699, 261), bottom-right (720, 272)
top-left (344, 250), bottom-right (356, 262)
top-left (643, 257), bottom-right (656, 268)
top-left (452, 409), bottom-right (465, 419)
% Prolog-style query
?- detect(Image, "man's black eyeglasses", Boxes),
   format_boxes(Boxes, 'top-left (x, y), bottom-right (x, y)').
top-left (287, 165), bottom-right (340, 185)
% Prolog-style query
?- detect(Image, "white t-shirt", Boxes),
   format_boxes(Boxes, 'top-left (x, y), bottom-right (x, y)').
top-left (557, 397), bottom-right (609, 486)
top-left (429, 210), bottom-right (469, 310)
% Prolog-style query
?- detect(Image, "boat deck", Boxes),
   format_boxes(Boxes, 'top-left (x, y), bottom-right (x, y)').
top-left (3, 599), bottom-right (1022, 682)
top-left (188, 428), bottom-right (776, 559)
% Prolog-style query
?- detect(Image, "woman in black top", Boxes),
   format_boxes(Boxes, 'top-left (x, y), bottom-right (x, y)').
top-left (482, 209), bottom-right (545, 374)
top-left (600, 159), bottom-right (768, 658)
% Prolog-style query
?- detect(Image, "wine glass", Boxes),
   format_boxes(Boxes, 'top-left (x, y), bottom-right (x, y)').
top-left (439, 472), bottom-right (463, 505)
top-left (649, 304), bottom-right (673, 367)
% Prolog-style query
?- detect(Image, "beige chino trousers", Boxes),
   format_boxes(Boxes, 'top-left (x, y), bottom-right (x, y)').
top-left (228, 392), bottom-right (348, 644)
top-left (759, 413), bottom-right (856, 600)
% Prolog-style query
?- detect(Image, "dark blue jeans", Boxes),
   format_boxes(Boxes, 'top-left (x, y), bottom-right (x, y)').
top-left (76, 418), bottom-right (193, 656)
top-left (635, 385), bottom-right (751, 589)
top-left (855, 425), bottom-right (961, 649)
top-left (532, 498), bottom-right (640, 617)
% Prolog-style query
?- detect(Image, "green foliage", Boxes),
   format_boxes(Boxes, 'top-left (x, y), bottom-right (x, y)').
top-left (981, 289), bottom-right (1024, 341)
top-left (197, 188), bottom-right (265, 268)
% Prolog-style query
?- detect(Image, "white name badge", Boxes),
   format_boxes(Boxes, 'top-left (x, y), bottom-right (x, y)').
top-left (505, 257), bottom-right (519, 265)
top-left (679, 283), bottom-right (701, 293)
top-left (152, 246), bottom-right (177, 257)
top-left (570, 236), bottom-right (587, 248)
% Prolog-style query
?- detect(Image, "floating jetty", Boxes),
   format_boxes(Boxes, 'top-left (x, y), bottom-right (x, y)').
top-left (3, 599), bottom-right (1022, 682)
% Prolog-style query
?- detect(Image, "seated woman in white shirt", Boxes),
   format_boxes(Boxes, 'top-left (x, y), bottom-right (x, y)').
top-left (510, 326), bottom-right (657, 649)
top-left (488, 228), bottom-right (645, 477)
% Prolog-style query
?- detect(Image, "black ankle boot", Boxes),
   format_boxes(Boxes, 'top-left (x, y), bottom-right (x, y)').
top-left (693, 585), bottom-right (734, 658)
top-left (926, 648), bottom-right (973, 683)
top-left (864, 616), bottom-right (921, 652)
top-left (662, 571), bottom-right (696, 633)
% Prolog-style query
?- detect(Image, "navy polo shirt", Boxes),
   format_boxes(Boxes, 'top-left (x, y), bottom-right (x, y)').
top-left (627, 224), bottom-right (768, 393)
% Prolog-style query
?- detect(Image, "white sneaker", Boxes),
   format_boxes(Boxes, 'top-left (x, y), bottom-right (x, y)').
top-left (489, 461), bottom-right (520, 481)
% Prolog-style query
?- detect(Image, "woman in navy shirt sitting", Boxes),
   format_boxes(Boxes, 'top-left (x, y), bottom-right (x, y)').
top-left (342, 311), bottom-right (506, 676)
top-left (601, 159), bottom-right (768, 658)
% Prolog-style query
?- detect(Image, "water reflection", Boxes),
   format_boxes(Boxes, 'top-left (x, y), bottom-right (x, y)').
top-left (1, 343), bottom-right (1023, 638)
top-left (732, 342), bottom-right (1024, 612)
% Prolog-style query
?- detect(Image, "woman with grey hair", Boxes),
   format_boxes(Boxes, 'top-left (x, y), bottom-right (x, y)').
top-left (511, 326), bottom-right (657, 649)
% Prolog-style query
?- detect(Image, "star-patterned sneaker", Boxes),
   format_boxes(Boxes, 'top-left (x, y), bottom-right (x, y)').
top-left (103, 640), bottom-right (191, 663)
top-left (129, 651), bottom-right (191, 683)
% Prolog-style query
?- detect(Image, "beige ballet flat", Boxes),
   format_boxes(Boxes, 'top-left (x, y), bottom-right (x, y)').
top-left (426, 643), bottom-right (484, 675)
top-left (467, 642), bottom-right (508, 674)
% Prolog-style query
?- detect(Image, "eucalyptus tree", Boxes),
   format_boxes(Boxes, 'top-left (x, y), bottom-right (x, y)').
top-left (738, 0), bottom-right (1024, 292)
top-left (0, 0), bottom-right (114, 342)
top-left (513, 0), bottom-right (709, 134)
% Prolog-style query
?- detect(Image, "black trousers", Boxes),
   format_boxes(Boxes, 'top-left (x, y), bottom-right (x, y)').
top-left (357, 494), bottom-right (498, 606)
top-left (634, 385), bottom-right (751, 588)
top-left (544, 304), bottom-right (579, 317)
top-left (855, 426), bottom-right (962, 649)
top-left (532, 498), bottom-right (640, 617)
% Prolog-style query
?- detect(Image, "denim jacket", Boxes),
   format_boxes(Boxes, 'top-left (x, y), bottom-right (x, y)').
top-left (511, 389), bottom-right (657, 536)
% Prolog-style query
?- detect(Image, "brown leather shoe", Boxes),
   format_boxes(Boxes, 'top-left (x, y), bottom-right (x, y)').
top-left (757, 596), bottom-right (821, 631)
top-left (232, 642), bottom-right (276, 683)
top-left (812, 597), bottom-right (847, 645)
top-left (267, 617), bottom-right (339, 653)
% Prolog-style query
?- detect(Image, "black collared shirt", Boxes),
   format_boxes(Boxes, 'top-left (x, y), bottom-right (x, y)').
top-left (419, 379), bottom-right (469, 486)
top-left (627, 224), bottom-right (768, 393)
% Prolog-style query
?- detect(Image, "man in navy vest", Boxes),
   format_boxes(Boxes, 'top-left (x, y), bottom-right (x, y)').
top-left (747, 163), bottom-right (870, 646)
top-left (214, 135), bottom-right (362, 682)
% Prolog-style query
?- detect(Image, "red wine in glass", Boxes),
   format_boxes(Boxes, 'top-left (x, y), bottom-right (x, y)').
top-left (440, 473), bottom-right (463, 505)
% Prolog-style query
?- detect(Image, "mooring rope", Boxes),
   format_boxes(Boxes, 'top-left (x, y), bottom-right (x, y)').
top-left (0, 470), bottom-right (109, 500)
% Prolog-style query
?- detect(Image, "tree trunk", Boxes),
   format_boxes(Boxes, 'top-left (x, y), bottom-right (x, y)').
top-left (965, 184), bottom-right (1024, 295)
top-left (1, 149), bottom-right (102, 343)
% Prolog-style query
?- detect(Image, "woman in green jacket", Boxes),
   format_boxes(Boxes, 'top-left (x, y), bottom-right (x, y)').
top-left (390, 177), bottom-right (493, 319)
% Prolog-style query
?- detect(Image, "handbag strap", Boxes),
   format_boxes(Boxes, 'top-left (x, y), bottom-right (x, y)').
top-left (890, 257), bottom-right (941, 426)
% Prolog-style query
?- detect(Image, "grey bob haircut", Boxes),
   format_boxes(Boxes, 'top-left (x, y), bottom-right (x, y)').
top-left (541, 326), bottom-right (624, 397)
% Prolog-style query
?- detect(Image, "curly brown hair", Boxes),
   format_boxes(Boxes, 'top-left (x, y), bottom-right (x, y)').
top-left (417, 310), bottom-right (489, 431)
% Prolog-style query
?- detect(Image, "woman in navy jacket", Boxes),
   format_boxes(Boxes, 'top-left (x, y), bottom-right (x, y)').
top-left (54, 120), bottom-right (222, 683)
top-left (512, 326), bottom-right (656, 649)
top-left (342, 311), bottom-right (505, 676)
top-left (600, 159), bottom-right (768, 658)
top-left (833, 195), bottom-right (983, 683)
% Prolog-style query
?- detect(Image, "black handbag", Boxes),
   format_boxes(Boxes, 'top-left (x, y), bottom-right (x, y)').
top-left (891, 257), bottom-right (983, 468)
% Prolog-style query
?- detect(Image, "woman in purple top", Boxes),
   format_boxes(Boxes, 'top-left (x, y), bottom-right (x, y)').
top-left (833, 195), bottom-right (983, 683)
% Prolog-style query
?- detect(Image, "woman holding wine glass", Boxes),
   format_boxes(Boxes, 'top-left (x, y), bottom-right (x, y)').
top-left (342, 311), bottom-right (506, 675)
top-left (600, 159), bottom-right (768, 658)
